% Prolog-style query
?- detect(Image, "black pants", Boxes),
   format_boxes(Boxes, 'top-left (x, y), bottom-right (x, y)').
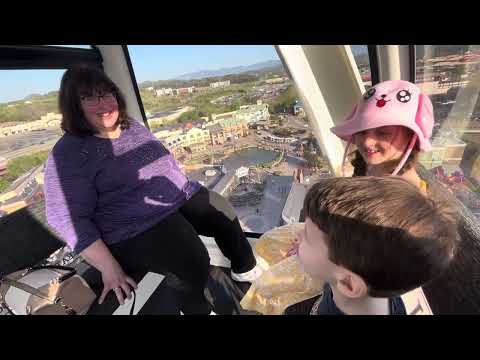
top-left (109, 187), bottom-right (256, 314)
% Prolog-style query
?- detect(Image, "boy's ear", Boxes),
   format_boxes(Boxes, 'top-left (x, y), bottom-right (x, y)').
top-left (335, 268), bottom-right (368, 299)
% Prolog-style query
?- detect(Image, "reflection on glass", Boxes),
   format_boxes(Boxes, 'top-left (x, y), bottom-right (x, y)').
top-left (415, 45), bottom-right (480, 217)
top-left (0, 70), bottom-right (65, 217)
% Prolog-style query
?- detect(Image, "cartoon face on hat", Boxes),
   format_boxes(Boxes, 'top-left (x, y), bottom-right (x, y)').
top-left (331, 80), bottom-right (434, 151)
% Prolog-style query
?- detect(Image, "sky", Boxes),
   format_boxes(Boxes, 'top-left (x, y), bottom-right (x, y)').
top-left (0, 45), bottom-right (280, 104)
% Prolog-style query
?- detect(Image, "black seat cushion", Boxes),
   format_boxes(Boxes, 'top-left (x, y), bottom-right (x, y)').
top-left (0, 201), bottom-right (63, 276)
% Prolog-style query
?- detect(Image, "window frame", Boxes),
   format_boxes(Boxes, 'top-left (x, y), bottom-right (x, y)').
top-left (408, 45), bottom-right (416, 83)
top-left (0, 45), bottom-right (104, 211)
top-left (367, 45), bottom-right (380, 85)
top-left (0, 46), bottom-right (264, 236)
top-left (122, 45), bottom-right (148, 127)
top-left (0, 45), bottom-right (102, 70)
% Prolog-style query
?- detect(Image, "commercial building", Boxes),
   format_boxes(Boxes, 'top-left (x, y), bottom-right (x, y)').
top-left (163, 127), bottom-right (211, 158)
top-left (210, 80), bottom-right (231, 88)
top-left (236, 103), bottom-right (270, 124)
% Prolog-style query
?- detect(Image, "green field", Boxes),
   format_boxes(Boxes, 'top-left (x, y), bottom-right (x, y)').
top-left (141, 82), bottom-right (257, 115)
top-left (0, 92), bottom-right (59, 125)
top-left (0, 150), bottom-right (50, 193)
top-left (144, 81), bottom-right (299, 130)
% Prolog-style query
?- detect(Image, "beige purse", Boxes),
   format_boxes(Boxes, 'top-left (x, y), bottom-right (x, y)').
top-left (0, 265), bottom-right (97, 315)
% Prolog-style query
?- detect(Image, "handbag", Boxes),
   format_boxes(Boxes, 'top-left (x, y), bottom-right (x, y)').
top-left (0, 265), bottom-right (97, 315)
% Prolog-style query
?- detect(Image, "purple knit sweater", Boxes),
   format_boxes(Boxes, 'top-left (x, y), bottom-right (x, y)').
top-left (44, 120), bottom-right (201, 253)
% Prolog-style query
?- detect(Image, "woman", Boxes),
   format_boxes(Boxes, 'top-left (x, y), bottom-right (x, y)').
top-left (331, 79), bottom-right (434, 193)
top-left (44, 65), bottom-right (262, 314)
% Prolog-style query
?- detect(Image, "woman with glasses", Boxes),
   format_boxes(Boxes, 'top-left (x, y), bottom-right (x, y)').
top-left (44, 65), bottom-right (263, 314)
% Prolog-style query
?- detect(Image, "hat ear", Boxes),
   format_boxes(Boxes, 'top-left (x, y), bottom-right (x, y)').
top-left (415, 93), bottom-right (434, 140)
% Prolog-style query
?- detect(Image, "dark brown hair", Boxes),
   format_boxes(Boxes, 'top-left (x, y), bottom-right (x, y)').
top-left (351, 128), bottom-right (420, 176)
top-left (303, 176), bottom-right (459, 297)
top-left (59, 64), bottom-right (130, 136)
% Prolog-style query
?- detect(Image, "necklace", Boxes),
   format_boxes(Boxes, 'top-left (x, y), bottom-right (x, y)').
top-left (310, 292), bottom-right (324, 315)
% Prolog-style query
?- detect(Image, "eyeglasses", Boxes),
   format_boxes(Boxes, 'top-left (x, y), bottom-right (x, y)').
top-left (80, 92), bottom-right (116, 106)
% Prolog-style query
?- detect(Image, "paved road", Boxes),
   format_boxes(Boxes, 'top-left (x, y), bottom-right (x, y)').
top-left (0, 128), bottom-right (62, 160)
top-left (1, 140), bottom-right (58, 160)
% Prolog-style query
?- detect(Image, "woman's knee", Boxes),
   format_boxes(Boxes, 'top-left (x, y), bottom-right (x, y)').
top-left (172, 224), bottom-right (211, 273)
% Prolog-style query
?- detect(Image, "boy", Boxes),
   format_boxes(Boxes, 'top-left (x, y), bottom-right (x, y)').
top-left (287, 176), bottom-right (459, 315)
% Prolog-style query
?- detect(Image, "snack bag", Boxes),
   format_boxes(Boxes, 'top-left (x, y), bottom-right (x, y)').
top-left (241, 223), bottom-right (324, 315)
top-left (254, 223), bottom-right (305, 266)
top-left (240, 254), bottom-right (324, 315)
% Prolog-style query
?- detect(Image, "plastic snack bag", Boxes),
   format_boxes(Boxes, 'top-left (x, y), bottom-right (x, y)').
top-left (241, 223), bottom-right (324, 315)
top-left (240, 254), bottom-right (324, 315)
top-left (254, 223), bottom-right (305, 266)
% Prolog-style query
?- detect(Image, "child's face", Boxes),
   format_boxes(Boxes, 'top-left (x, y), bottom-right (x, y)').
top-left (353, 125), bottom-right (411, 167)
top-left (297, 217), bottom-right (336, 282)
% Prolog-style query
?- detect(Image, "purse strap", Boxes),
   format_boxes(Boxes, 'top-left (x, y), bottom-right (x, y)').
top-left (129, 289), bottom-right (136, 315)
top-left (1, 282), bottom-right (137, 316)
top-left (1, 277), bottom-right (57, 303)
top-left (23, 265), bottom-right (77, 283)
top-left (0, 265), bottom-right (77, 315)
top-left (1, 265), bottom-right (137, 315)
top-left (1, 265), bottom-right (76, 302)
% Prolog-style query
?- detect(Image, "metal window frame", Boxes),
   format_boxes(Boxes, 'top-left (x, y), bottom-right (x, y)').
top-left (367, 45), bottom-right (380, 85)
top-left (408, 44), bottom-right (416, 83)
top-left (276, 45), bottom-right (364, 176)
top-left (121, 45), bottom-right (148, 128)
top-left (375, 45), bottom-right (413, 82)
top-left (0, 45), bottom-right (102, 70)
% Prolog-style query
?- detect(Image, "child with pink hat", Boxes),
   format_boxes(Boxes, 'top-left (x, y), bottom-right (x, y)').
top-left (331, 80), bottom-right (434, 193)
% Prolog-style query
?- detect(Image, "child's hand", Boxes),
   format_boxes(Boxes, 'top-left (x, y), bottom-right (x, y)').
top-left (286, 233), bottom-right (301, 257)
top-left (286, 245), bottom-right (298, 257)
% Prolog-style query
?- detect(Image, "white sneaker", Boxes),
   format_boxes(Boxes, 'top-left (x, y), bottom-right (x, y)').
top-left (231, 263), bottom-right (264, 283)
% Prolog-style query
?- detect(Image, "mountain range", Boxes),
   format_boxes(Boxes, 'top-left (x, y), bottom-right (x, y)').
top-left (172, 59), bottom-right (283, 80)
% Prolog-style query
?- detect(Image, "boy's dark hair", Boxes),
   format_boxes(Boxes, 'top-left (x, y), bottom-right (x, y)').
top-left (303, 176), bottom-right (459, 297)
top-left (59, 64), bottom-right (130, 136)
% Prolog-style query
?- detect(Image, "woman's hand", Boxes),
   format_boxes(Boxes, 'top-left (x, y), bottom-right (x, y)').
top-left (98, 258), bottom-right (138, 305)
top-left (80, 239), bottom-right (138, 306)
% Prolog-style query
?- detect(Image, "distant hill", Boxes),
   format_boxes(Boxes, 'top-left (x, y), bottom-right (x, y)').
top-left (173, 60), bottom-right (282, 80)
top-left (139, 61), bottom-right (286, 90)
top-left (0, 91), bottom-right (59, 124)
top-left (24, 93), bottom-right (44, 100)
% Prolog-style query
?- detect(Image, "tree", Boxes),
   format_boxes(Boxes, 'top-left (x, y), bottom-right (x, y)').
top-left (177, 110), bottom-right (206, 123)
top-left (269, 85), bottom-right (298, 114)
top-left (303, 150), bottom-right (324, 169)
top-left (272, 128), bottom-right (292, 137)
